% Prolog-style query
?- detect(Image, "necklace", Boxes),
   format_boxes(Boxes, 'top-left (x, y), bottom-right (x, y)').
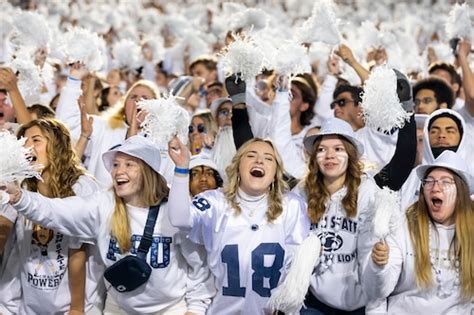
top-left (428, 222), bottom-right (460, 298)
top-left (317, 188), bottom-right (346, 275)
top-left (237, 189), bottom-right (267, 217)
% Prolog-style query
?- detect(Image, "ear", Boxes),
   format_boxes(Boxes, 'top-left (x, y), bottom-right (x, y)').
top-left (299, 102), bottom-right (310, 112)
top-left (452, 83), bottom-right (460, 94)
top-left (439, 102), bottom-right (448, 109)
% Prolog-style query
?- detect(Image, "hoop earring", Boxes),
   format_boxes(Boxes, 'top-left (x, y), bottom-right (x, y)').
top-left (270, 181), bottom-right (275, 191)
top-left (237, 175), bottom-right (241, 184)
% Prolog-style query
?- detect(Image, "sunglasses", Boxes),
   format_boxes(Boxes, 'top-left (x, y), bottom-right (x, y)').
top-left (330, 99), bottom-right (355, 110)
top-left (218, 109), bottom-right (232, 117)
top-left (189, 124), bottom-right (206, 134)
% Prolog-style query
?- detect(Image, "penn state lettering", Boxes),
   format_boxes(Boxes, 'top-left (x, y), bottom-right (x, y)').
top-left (311, 215), bottom-right (358, 234)
top-left (106, 235), bottom-right (172, 268)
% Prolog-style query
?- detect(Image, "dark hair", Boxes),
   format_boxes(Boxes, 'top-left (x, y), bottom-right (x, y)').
top-left (428, 62), bottom-right (462, 87)
top-left (413, 77), bottom-right (455, 109)
top-left (27, 104), bottom-right (55, 119)
top-left (291, 73), bottom-right (317, 126)
top-left (189, 57), bottom-right (217, 73)
top-left (99, 87), bottom-right (112, 112)
top-left (428, 112), bottom-right (464, 138)
top-left (333, 84), bottom-right (363, 106)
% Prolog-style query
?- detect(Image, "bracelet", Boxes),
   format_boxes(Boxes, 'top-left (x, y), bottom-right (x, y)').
top-left (68, 76), bottom-right (81, 81)
top-left (80, 134), bottom-right (91, 141)
top-left (174, 167), bottom-right (190, 174)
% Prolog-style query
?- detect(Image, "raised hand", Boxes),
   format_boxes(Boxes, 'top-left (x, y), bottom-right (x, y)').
top-left (69, 63), bottom-right (89, 81)
top-left (168, 136), bottom-right (190, 169)
top-left (0, 68), bottom-right (19, 92)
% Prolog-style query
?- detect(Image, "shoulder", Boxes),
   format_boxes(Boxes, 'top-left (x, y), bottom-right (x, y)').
top-left (73, 174), bottom-right (101, 196)
top-left (191, 188), bottom-right (226, 212)
top-left (284, 191), bottom-right (307, 207)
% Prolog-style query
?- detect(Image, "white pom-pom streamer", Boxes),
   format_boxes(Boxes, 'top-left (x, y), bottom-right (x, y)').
top-left (61, 27), bottom-right (105, 71)
top-left (112, 39), bottom-right (143, 71)
top-left (0, 131), bottom-right (42, 183)
top-left (295, 0), bottom-right (341, 46)
top-left (10, 11), bottom-right (51, 49)
top-left (270, 41), bottom-right (311, 77)
top-left (211, 126), bottom-right (236, 183)
top-left (230, 8), bottom-right (268, 32)
top-left (10, 49), bottom-right (43, 106)
top-left (267, 233), bottom-right (321, 314)
top-left (138, 96), bottom-right (190, 146)
top-left (373, 187), bottom-right (401, 240)
top-left (361, 66), bottom-right (411, 133)
top-left (142, 35), bottom-right (166, 65)
top-left (220, 34), bottom-right (264, 82)
top-left (445, 3), bottom-right (472, 40)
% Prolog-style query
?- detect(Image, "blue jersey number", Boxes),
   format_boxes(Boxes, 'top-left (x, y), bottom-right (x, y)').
top-left (221, 243), bottom-right (285, 297)
top-left (192, 197), bottom-right (211, 211)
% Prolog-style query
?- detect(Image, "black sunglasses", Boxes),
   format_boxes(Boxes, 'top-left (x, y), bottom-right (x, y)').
top-left (330, 99), bottom-right (355, 110)
top-left (189, 124), bottom-right (206, 134)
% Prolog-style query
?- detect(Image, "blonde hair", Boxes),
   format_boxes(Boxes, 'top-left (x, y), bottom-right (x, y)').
top-left (224, 138), bottom-right (287, 223)
top-left (111, 159), bottom-right (169, 253)
top-left (407, 168), bottom-right (474, 301)
top-left (106, 80), bottom-right (159, 129)
top-left (305, 135), bottom-right (362, 224)
top-left (18, 119), bottom-right (85, 198)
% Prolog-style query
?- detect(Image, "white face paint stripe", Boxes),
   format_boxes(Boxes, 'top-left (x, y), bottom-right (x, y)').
top-left (443, 183), bottom-right (457, 210)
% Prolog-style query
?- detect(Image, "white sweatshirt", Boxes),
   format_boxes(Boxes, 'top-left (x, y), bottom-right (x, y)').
top-left (0, 175), bottom-right (105, 315)
top-left (293, 177), bottom-right (378, 311)
top-left (11, 188), bottom-right (215, 314)
top-left (169, 176), bottom-right (311, 315)
top-left (362, 219), bottom-right (472, 314)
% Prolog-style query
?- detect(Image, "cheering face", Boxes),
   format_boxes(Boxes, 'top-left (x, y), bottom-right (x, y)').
top-left (124, 86), bottom-right (155, 125)
top-left (24, 126), bottom-right (49, 172)
top-left (315, 136), bottom-right (349, 183)
top-left (111, 152), bottom-right (145, 207)
top-left (238, 141), bottom-right (277, 196)
top-left (189, 166), bottom-right (217, 196)
top-left (422, 168), bottom-right (457, 226)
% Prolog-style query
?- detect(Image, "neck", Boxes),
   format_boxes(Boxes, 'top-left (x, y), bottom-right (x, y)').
top-left (37, 171), bottom-right (52, 196)
top-left (238, 186), bottom-right (267, 199)
top-left (124, 196), bottom-right (147, 208)
top-left (291, 116), bottom-right (303, 135)
top-left (324, 174), bottom-right (346, 195)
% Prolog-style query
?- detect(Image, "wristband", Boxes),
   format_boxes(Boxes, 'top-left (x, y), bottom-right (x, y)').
top-left (68, 76), bottom-right (81, 81)
top-left (174, 167), bottom-right (190, 174)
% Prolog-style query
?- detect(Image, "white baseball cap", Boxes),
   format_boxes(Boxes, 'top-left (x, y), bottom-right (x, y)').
top-left (102, 136), bottom-right (161, 175)
top-left (303, 118), bottom-right (364, 156)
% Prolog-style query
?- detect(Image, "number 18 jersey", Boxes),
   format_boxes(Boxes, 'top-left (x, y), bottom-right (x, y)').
top-left (188, 189), bottom-right (310, 315)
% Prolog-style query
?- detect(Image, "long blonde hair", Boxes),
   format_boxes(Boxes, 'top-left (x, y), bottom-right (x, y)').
top-left (224, 138), bottom-right (287, 223)
top-left (111, 160), bottom-right (169, 252)
top-left (106, 80), bottom-right (159, 129)
top-left (17, 119), bottom-right (85, 198)
top-left (305, 135), bottom-right (362, 224)
top-left (407, 168), bottom-right (474, 301)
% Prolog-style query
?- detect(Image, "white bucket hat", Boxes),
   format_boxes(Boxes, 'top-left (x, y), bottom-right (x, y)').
top-left (416, 150), bottom-right (473, 193)
top-left (210, 97), bottom-right (232, 118)
top-left (303, 118), bottom-right (364, 156)
top-left (102, 136), bottom-right (161, 175)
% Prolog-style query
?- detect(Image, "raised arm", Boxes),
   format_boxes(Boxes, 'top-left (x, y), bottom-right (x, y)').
top-left (336, 44), bottom-right (370, 83)
top-left (0, 67), bottom-right (32, 124)
top-left (457, 39), bottom-right (474, 116)
top-left (167, 136), bottom-right (194, 228)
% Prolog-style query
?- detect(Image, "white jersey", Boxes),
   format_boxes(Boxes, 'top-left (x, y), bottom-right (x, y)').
top-left (187, 188), bottom-right (310, 315)
top-left (293, 177), bottom-right (378, 311)
top-left (12, 189), bottom-right (214, 314)
top-left (0, 175), bottom-right (105, 315)
top-left (363, 219), bottom-right (472, 314)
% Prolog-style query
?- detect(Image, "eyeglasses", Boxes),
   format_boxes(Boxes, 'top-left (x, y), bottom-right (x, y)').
top-left (421, 177), bottom-right (455, 190)
top-left (188, 124), bottom-right (206, 134)
top-left (330, 99), bottom-right (355, 110)
top-left (414, 97), bottom-right (435, 106)
top-left (218, 109), bottom-right (232, 117)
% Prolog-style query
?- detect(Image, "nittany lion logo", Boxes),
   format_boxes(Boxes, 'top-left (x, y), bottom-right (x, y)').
top-left (317, 231), bottom-right (343, 252)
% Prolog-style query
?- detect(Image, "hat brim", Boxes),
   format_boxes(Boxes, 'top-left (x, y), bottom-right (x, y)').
top-left (102, 147), bottom-right (161, 175)
top-left (303, 132), bottom-right (364, 156)
top-left (416, 163), bottom-right (474, 193)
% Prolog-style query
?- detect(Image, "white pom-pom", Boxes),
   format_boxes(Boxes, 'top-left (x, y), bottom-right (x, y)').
top-left (0, 131), bottom-right (42, 183)
top-left (220, 34), bottom-right (264, 82)
top-left (211, 126), bottom-right (236, 183)
top-left (358, 21), bottom-right (382, 49)
top-left (61, 27), bottom-right (105, 71)
top-left (270, 41), bottom-right (311, 77)
top-left (137, 96), bottom-right (191, 146)
top-left (142, 35), bottom-right (166, 65)
top-left (230, 8), bottom-right (268, 32)
top-left (9, 49), bottom-right (43, 106)
top-left (373, 187), bottom-right (401, 240)
top-left (268, 233), bottom-right (321, 314)
top-left (10, 11), bottom-right (51, 49)
top-left (295, 0), bottom-right (341, 46)
top-left (112, 39), bottom-right (143, 71)
top-left (361, 66), bottom-right (411, 133)
top-left (445, 3), bottom-right (472, 40)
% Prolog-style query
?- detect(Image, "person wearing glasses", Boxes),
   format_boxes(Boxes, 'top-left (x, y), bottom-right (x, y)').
top-left (330, 85), bottom-right (365, 131)
top-left (364, 150), bottom-right (473, 314)
top-left (188, 111), bottom-right (218, 155)
top-left (210, 98), bottom-right (233, 128)
top-left (413, 77), bottom-right (454, 115)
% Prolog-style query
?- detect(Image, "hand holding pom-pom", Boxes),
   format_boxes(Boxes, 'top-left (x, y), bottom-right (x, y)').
top-left (371, 241), bottom-right (389, 267)
top-left (225, 74), bottom-right (246, 106)
top-left (69, 63), bottom-right (89, 81)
